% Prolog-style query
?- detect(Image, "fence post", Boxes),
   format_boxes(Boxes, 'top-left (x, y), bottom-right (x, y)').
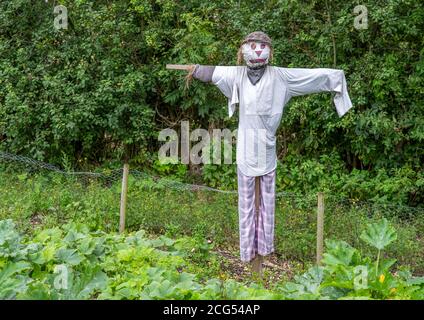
top-left (251, 176), bottom-right (263, 277)
top-left (119, 162), bottom-right (129, 234)
top-left (316, 192), bottom-right (325, 265)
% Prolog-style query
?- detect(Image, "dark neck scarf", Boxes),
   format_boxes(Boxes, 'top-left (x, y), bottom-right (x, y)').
top-left (246, 65), bottom-right (267, 85)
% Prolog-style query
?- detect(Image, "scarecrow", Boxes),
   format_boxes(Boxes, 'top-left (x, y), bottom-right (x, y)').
top-left (167, 31), bottom-right (353, 275)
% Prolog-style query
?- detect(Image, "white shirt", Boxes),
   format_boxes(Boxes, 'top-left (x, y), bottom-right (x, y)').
top-left (211, 66), bottom-right (353, 176)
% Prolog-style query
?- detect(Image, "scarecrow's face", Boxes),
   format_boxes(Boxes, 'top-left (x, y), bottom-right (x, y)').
top-left (241, 41), bottom-right (271, 68)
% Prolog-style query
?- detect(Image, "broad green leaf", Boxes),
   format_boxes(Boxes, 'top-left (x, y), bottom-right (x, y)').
top-left (0, 219), bottom-right (23, 258)
top-left (283, 266), bottom-right (324, 298)
top-left (322, 240), bottom-right (359, 267)
top-left (55, 248), bottom-right (84, 266)
top-left (0, 261), bottom-right (32, 299)
top-left (0, 261), bottom-right (31, 283)
top-left (360, 218), bottom-right (397, 250)
top-left (76, 269), bottom-right (108, 299)
top-left (17, 282), bottom-right (51, 300)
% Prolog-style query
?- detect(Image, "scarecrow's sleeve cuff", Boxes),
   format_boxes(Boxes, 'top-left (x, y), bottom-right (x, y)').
top-left (193, 65), bottom-right (216, 83)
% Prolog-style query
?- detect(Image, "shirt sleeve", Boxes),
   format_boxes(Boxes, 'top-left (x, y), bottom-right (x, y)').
top-left (212, 66), bottom-right (239, 118)
top-left (277, 67), bottom-right (353, 117)
top-left (193, 65), bottom-right (216, 83)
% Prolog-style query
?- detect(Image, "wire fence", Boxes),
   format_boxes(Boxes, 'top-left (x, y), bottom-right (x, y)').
top-left (0, 151), bottom-right (423, 274)
top-left (1, 150), bottom-right (422, 213)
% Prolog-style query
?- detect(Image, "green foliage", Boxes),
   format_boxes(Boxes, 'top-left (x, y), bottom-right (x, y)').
top-left (1, 170), bottom-right (423, 274)
top-left (3, 217), bottom-right (422, 300)
top-left (0, 261), bottom-right (32, 299)
top-left (202, 163), bottom-right (237, 190)
top-left (0, 0), bottom-right (155, 164)
top-left (321, 240), bottom-right (361, 269)
top-left (0, 218), bottom-right (279, 300)
top-left (1, 175), bottom-right (423, 300)
top-left (0, 0), bottom-right (423, 207)
top-left (0, 219), bottom-right (23, 258)
top-left (281, 219), bottom-right (424, 300)
top-left (283, 266), bottom-right (324, 299)
top-left (276, 153), bottom-right (424, 205)
top-left (360, 218), bottom-right (397, 277)
top-left (360, 218), bottom-right (397, 251)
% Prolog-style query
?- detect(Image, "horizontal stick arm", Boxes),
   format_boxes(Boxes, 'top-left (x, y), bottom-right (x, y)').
top-left (166, 64), bottom-right (194, 71)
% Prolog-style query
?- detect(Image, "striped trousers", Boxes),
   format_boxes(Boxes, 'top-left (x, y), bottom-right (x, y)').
top-left (237, 167), bottom-right (276, 262)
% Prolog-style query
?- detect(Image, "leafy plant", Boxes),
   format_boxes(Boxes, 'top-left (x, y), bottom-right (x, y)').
top-left (282, 219), bottom-right (423, 299)
top-left (360, 218), bottom-right (397, 276)
top-left (0, 218), bottom-right (278, 300)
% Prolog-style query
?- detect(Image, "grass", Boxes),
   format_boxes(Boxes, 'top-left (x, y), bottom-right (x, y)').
top-left (0, 168), bottom-right (423, 278)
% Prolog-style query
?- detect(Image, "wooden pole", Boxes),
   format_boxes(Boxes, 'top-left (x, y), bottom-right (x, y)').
top-left (119, 163), bottom-right (129, 234)
top-left (251, 176), bottom-right (263, 277)
top-left (166, 64), bottom-right (193, 71)
top-left (316, 192), bottom-right (325, 265)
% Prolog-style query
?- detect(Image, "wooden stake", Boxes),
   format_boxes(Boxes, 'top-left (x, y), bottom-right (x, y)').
top-left (119, 163), bottom-right (129, 234)
top-left (317, 192), bottom-right (325, 265)
top-left (251, 176), bottom-right (263, 277)
top-left (166, 64), bottom-right (193, 71)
